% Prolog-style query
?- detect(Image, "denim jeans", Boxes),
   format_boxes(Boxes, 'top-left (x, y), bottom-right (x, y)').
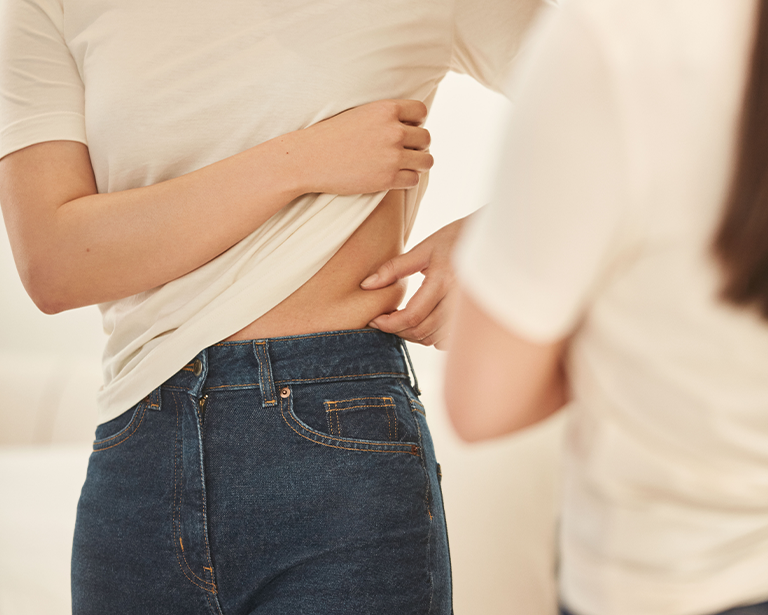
top-left (560, 600), bottom-right (768, 615)
top-left (72, 329), bottom-right (452, 614)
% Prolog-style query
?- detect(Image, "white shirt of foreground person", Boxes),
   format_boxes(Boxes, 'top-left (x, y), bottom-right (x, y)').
top-left (452, 1), bottom-right (768, 614)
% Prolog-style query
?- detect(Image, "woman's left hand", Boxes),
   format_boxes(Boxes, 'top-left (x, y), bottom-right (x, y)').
top-left (360, 216), bottom-right (470, 350)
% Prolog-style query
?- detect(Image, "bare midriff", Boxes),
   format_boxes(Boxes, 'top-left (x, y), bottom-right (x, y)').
top-left (224, 189), bottom-right (412, 341)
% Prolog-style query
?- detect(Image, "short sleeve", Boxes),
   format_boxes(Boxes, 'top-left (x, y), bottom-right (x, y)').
top-left (0, 0), bottom-right (86, 160)
top-left (450, 0), bottom-right (554, 95)
top-left (455, 4), bottom-right (636, 343)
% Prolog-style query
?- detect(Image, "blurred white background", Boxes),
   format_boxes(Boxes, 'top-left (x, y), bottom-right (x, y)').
top-left (0, 72), bottom-right (565, 615)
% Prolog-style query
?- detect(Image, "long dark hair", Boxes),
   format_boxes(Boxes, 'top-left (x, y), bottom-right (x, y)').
top-left (714, 1), bottom-right (768, 320)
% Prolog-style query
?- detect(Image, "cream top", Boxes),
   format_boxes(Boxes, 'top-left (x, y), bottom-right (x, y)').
top-left (457, 1), bottom-right (768, 613)
top-left (0, 0), bottom-right (544, 422)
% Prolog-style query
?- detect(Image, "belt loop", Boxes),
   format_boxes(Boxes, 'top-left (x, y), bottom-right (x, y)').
top-left (253, 341), bottom-right (277, 407)
top-left (147, 387), bottom-right (162, 411)
top-left (399, 339), bottom-right (421, 396)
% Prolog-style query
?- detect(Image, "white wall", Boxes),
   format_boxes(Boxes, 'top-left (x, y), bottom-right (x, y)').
top-left (0, 72), bottom-right (564, 614)
top-left (0, 228), bottom-right (104, 445)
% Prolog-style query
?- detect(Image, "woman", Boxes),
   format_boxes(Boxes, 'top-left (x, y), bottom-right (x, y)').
top-left (447, 1), bottom-right (768, 614)
top-left (0, 0), bottom-right (547, 613)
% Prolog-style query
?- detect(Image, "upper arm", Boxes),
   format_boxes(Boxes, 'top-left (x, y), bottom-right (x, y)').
top-left (445, 4), bottom-right (633, 440)
top-left (0, 0), bottom-right (95, 307)
top-left (0, 141), bottom-right (97, 309)
top-left (454, 2), bottom-right (632, 343)
top-left (444, 288), bottom-right (566, 442)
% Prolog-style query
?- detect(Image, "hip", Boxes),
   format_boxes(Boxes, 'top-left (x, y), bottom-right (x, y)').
top-left (73, 329), bottom-right (452, 615)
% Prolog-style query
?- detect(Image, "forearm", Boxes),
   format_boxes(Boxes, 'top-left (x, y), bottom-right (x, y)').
top-left (0, 100), bottom-right (433, 313)
top-left (6, 136), bottom-right (305, 312)
top-left (444, 288), bottom-right (568, 441)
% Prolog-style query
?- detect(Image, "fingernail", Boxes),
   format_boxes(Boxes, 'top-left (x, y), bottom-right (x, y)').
top-left (368, 322), bottom-right (380, 330)
top-left (361, 274), bottom-right (378, 289)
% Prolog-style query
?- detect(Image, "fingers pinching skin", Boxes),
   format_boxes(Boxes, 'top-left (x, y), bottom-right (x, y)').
top-left (370, 295), bottom-right (452, 347)
top-left (371, 281), bottom-right (445, 334)
top-left (361, 249), bottom-right (428, 290)
top-left (362, 217), bottom-right (468, 349)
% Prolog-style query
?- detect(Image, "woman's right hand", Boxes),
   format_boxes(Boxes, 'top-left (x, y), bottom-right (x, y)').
top-left (293, 99), bottom-right (434, 195)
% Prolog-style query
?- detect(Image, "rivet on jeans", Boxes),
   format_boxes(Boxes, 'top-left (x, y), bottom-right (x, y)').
top-left (280, 387), bottom-right (290, 398)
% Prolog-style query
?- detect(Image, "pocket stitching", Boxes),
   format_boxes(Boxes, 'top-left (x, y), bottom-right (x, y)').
top-left (171, 392), bottom-right (218, 594)
top-left (324, 397), bottom-right (397, 441)
top-left (92, 403), bottom-right (147, 452)
top-left (281, 393), bottom-right (419, 456)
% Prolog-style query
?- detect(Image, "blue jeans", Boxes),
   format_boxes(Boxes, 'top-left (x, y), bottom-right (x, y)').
top-left (560, 601), bottom-right (768, 615)
top-left (72, 329), bottom-right (452, 614)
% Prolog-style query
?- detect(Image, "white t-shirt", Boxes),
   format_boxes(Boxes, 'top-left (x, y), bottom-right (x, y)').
top-left (0, 0), bottom-right (545, 423)
top-left (457, 1), bottom-right (768, 614)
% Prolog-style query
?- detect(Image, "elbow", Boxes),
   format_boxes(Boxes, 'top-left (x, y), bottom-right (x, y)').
top-left (446, 397), bottom-right (561, 443)
top-left (33, 296), bottom-right (69, 315)
top-left (443, 381), bottom-right (518, 443)
top-left (444, 379), bottom-right (565, 444)
top-left (448, 412), bottom-right (500, 443)
top-left (27, 284), bottom-right (71, 315)
top-left (19, 262), bottom-right (78, 315)
top-left (445, 401), bottom-right (526, 443)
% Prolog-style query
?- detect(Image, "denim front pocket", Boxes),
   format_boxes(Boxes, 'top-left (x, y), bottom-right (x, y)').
top-left (324, 396), bottom-right (399, 441)
top-left (279, 377), bottom-right (422, 455)
top-left (92, 399), bottom-right (148, 452)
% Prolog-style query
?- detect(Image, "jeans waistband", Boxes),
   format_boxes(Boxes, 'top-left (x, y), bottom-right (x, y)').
top-left (162, 329), bottom-right (418, 404)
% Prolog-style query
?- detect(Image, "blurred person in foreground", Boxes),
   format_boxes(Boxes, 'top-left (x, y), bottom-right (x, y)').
top-left (445, 1), bottom-right (768, 614)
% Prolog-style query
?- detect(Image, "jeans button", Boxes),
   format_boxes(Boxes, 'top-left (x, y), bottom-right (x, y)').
top-left (193, 359), bottom-right (203, 376)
